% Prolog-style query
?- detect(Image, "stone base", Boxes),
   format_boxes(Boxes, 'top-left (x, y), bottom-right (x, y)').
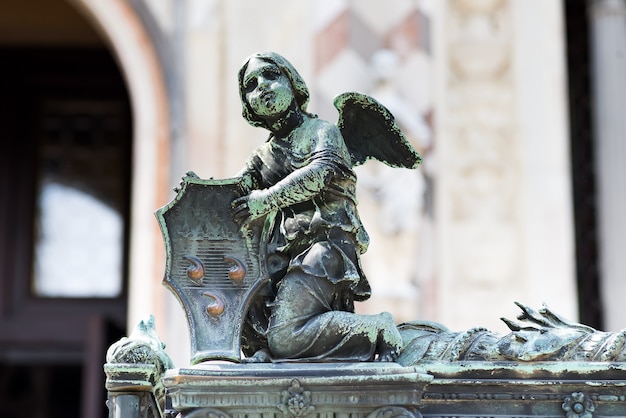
top-left (106, 361), bottom-right (626, 417)
top-left (162, 362), bottom-right (432, 418)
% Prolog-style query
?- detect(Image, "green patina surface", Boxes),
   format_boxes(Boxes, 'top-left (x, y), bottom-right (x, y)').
top-left (105, 51), bottom-right (626, 418)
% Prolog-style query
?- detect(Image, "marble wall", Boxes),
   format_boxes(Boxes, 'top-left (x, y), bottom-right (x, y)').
top-left (432, 0), bottom-right (576, 333)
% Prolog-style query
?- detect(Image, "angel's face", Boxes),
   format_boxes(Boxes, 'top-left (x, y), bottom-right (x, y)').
top-left (242, 58), bottom-right (294, 118)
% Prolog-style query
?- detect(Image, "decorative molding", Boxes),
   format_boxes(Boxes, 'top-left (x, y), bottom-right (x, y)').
top-left (367, 406), bottom-right (422, 418)
top-left (182, 408), bottom-right (231, 418)
top-left (163, 362), bottom-right (431, 416)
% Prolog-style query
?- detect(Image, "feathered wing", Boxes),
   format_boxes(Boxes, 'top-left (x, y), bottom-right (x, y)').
top-left (334, 92), bottom-right (422, 169)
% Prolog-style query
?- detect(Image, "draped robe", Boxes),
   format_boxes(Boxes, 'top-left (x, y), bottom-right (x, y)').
top-left (239, 117), bottom-right (386, 361)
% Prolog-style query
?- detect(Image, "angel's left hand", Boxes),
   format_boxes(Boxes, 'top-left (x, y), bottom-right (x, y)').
top-left (232, 189), bottom-right (274, 224)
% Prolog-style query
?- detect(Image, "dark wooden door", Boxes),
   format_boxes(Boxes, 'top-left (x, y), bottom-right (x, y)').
top-left (0, 48), bottom-right (131, 418)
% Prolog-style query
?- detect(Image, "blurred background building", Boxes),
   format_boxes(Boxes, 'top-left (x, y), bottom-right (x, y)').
top-left (0, 0), bottom-right (624, 417)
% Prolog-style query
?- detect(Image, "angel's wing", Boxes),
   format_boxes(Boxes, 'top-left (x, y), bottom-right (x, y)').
top-left (334, 92), bottom-right (422, 169)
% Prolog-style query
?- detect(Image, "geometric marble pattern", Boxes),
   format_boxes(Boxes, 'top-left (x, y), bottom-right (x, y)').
top-left (312, 0), bottom-right (435, 323)
top-left (313, 5), bottom-right (434, 123)
top-left (313, 0), bottom-right (433, 144)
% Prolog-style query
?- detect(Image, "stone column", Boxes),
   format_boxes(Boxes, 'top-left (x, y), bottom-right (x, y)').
top-left (588, 0), bottom-right (626, 331)
top-left (433, 0), bottom-right (576, 332)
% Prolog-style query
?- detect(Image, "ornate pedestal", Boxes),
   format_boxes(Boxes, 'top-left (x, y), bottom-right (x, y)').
top-left (105, 362), bottom-right (431, 418)
top-left (104, 359), bottom-right (626, 417)
top-left (164, 362), bottom-right (431, 417)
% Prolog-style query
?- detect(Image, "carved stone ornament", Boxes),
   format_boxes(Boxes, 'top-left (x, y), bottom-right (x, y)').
top-left (277, 379), bottom-right (315, 417)
top-left (562, 392), bottom-right (595, 418)
top-left (106, 315), bottom-right (174, 374)
top-left (105, 315), bottom-right (174, 416)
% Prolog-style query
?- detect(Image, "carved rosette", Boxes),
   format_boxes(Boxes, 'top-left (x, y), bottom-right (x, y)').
top-left (562, 392), bottom-right (595, 418)
top-left (277, 379), bottom-right (315, 417)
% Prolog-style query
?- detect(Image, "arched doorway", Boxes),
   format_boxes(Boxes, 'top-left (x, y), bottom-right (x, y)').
top-left (0, 1), bottom-right (170, 417)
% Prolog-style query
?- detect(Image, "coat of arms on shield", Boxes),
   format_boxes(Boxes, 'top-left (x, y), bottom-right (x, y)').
top-left (155, 173), bottom-right (268, 364)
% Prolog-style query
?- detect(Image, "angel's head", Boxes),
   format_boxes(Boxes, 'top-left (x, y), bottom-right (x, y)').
top-left (238, 52), bottom-right (311, 129)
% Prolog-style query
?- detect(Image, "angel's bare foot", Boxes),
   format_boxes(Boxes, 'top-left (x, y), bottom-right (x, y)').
top-left (375, 312), bottom-right (403, 362)
top-left (242, 348), bottom-right (271, 363)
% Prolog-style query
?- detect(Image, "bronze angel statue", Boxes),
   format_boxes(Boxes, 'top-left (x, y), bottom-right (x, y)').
top-left (229, 51), bottom-right (421, 363)
top-left (170, 51), bottom-right (626, 366)
top-left (151, 51), bottom-right (626, 368)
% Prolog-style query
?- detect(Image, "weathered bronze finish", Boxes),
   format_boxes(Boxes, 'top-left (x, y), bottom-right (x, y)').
top-left (161, 52), bottom-right (422, 364)
top-left (106, 51), bottom-right (626, 418)
top-left (155, 175), bottom-right (268, 363)
top-left (398, 301), bottom-right (626, 364)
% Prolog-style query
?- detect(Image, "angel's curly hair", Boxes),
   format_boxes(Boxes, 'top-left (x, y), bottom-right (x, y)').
top-left (238, 52), bottom-right (315, 129)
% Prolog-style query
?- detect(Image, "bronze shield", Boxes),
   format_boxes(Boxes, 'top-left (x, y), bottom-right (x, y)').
top-left (155, 175), bottom-right (268, 363)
